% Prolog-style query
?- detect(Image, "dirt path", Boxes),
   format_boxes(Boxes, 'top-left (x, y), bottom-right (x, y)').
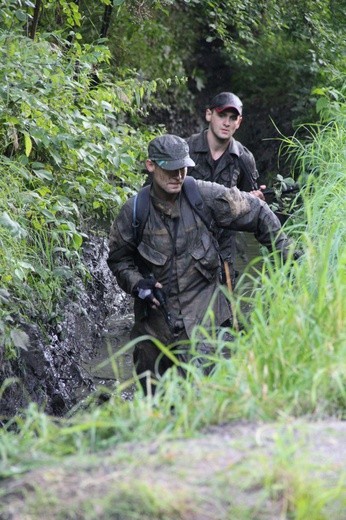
top-left (1, 420), bottom-right (345, 519)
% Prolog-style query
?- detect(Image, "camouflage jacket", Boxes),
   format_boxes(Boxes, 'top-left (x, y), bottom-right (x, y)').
top-left (107, 181), bottom-right (291, 343)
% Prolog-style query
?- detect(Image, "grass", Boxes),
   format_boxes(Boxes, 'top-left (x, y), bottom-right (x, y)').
top-left (1, 109), bottom-right (345, 455)
top-left (1, 419), bottom-right (344, 519)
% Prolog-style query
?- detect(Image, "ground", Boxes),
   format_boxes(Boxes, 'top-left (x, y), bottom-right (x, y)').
top-left (1, 420), bottom-right (345, 519)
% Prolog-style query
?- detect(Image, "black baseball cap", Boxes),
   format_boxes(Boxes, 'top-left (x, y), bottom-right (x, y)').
top-left (148, 134), bottom-right (195, 170)
top-left (208, 92), bottom-right (243, 115)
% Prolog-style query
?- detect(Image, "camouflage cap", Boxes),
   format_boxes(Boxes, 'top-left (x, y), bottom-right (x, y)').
top-left (148, 134), bottom-right (195, 170)
top-left (208, 92), bottom-right (243, 115)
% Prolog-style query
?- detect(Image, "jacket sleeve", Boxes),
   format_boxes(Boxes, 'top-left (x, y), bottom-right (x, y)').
top-left (229, 194), bottom-right (292, 259)
top-left (107, 200), bottom-right (143, 295)
top-left (198, 181), bottom-right (294, 261)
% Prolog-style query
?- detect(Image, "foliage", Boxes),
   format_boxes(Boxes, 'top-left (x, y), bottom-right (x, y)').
top-left (0, 28), bottom-right (164, 357)
top-left (229, 93), bottom-right (346, 418)
top-left (226, 1), bottom-right (346, 114)
top-left (3, 1), bottom-right (345, 121)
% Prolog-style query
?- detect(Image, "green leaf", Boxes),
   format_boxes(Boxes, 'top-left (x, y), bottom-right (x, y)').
top-left (0, 212), bottom-right (27, 239)
top-left (72, 233), bottom-right (83, 249)
top-left (49, 150), bottom-right (62, 166)
top-left (10, 329), bottom-right (30, 351)
top-left (0, 288), bottom-right (10, 305)
top-left (15, 10), bottom-right (27, 22)
top-left (17, 261), bottom-right (36, 272)
top-left (23, 132), bottom-right (32, 158)
top-left (316, 97), bottom-right (329, 114)
top-left (31, 162), bottom-right (45, 169)
top-left (40, 209), bottom-right (55, 219)
top-left (32, 169), bottom-right (54, 181)
top-left (312, 88), bottom-right (326, 95)
top-left (120, 155), bottom-right (135, 166)
top-left (53, 266), bottom-right (73, 279)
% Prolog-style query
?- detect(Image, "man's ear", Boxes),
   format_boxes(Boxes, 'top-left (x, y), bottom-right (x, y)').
top-left (146, 159), bottom-right (155, 172)
top-left (235, 116), bottom-right (243, 129)
top-left (205, 108), bottom-right (212, 122)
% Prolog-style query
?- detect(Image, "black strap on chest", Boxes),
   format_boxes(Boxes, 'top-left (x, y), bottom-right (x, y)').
top-left (132, 176), bottom-right (213, 245)
top-left (237, 143), bottom-right (258, 190)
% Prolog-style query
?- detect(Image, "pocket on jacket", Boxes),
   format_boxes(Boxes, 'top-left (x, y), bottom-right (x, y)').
top-left (137, 240), bottom-right (168, 266)
top-left (191, 232), bottom-right (220, 281)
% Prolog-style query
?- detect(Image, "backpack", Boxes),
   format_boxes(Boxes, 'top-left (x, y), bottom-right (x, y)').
top-left (132, 176), bottom-right (213, 244)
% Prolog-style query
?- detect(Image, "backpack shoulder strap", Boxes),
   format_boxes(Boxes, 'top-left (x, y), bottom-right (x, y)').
top-left (132, 184), bottom-right (151, 244)
top-left (183, 176), bottom-right (213, 231)
top-left (132, 177), bottom-right (214, 245)
top-left (237, 142), bottom-right (258, 190)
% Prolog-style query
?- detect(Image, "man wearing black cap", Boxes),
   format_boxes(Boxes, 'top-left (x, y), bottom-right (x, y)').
top-left (107, 134), bottom-right (294, 395)
top-left (187, 92), bottom-right (263, 194)
top-left (186, 92), bottom-right (265, 286)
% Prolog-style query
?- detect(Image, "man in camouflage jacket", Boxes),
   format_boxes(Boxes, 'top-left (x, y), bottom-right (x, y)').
top-left (107, 134), bottom-right (293, 394)
top-left (186, 92), bottom-right (265, 284)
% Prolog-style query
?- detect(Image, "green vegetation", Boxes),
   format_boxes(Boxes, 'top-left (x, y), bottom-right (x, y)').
top-left (0, 0), bottom-right (344, 361)
top-left (0, 28), bottom-right (158, 354)
top-left (0, 2), bottom-right (345, 517)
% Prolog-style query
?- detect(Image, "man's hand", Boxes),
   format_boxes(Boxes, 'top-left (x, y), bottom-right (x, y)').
top-left (133, 277), bottom-right (163, 307)
top-left (250, 185), bottom-right (266, 201)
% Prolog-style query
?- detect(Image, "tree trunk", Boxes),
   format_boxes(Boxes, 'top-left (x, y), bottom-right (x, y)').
top-left (100, 5), bottom-right (113, 39)
top-left (29, 0), bottom-right (42, 40)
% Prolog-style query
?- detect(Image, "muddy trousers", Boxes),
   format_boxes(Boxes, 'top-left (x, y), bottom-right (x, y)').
top-left (133, 341), bottom-right (173, 395)
top-left (132, 331), bottom-right (215, 396)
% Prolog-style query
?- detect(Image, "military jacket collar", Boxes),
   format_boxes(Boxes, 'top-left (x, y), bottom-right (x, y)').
top-left (151, 191), bottom-right (181, 218)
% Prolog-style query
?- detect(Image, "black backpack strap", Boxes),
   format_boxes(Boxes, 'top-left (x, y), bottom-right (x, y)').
top-left (132, 184), bottom-right (151, 244)
top-left (183, 176), bottom-right (213, 231)
top-left (132, 178), bottom-right (214, 244)
top-left (237, 143), bottom-right (259, 191)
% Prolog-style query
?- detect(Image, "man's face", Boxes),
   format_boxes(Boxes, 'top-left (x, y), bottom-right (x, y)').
top-left (146, 159), bottom-right (187, 199)
top-left (206, 108), bottom-right (242, 141)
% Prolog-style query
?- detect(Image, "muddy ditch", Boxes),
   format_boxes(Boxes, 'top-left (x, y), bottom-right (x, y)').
top-left (0, 232), bottom-right (132, 418)
top-left (0, 228), bottom-right (263, 419)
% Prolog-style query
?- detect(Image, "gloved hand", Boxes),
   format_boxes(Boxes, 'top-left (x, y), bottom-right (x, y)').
top-left (133, 277), bottom-right (158, 302)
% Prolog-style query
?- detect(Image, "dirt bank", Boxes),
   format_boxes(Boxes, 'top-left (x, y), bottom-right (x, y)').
top-left (0, 233), bottom-right (130, 418)
top-left (1, 419), bottom-right (345, 519)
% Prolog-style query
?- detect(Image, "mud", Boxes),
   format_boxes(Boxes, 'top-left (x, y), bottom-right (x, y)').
top-left (0, 233), bottom-right (132, 418)
top-left (80, 313), bottom-right (135, 401)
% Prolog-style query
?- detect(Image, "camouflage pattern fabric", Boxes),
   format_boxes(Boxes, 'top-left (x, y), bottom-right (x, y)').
top-left (186, 130), bottom-right (259, 190)
top-left (107, 180), bottom-right (291, 389)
